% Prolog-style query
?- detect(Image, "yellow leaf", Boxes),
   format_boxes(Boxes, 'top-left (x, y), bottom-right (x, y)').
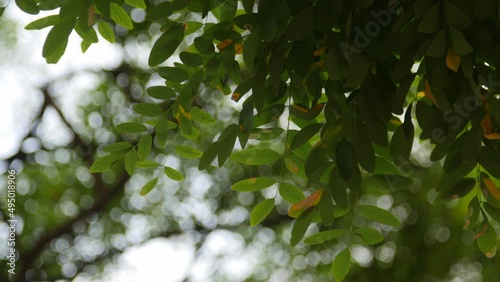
top-left (446, 49), bottom-right (461, 72)
top-left (235, 43), bottom-right (243, 54)
top-left (216, 39), bottom-right (232, 51)
top-left (313, 46), bottom-right (327, 57)
top-left (482, 173), bottom-right (500, 203)
top-left (293, 104), bottom-right (309, 113)
top-left (231, 92), bottom-right (241, 101)
top-left (288, 189), bottom-right (324, 218)
top-left (481, 112), bottom-right (500, 140)
top-left (179, 105), bottom-right (192, 119)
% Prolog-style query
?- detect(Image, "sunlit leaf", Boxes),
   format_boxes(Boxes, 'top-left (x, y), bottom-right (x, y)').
top-left (103, 142), bottom-right (132, 152)
top-left (147, 86), bottom-right (176, 100)
top-left (25, 15), bottom-right (59, 30)
top-left (356, 205), bottom-right (400, 226)
top-left (140, 177), bottom-right (158, 196)
top-left (231, 148), bottom-right (280, 165)
top-left (136, 160), bottom-right (161, 168)
top-left (332, 248), bottom-right (351, 282)
top-left (476, 221), bottom-right (498, 258)
top-left (124, 149), bottom-right (138, 175)
top-left (250, 199), bottom-right (274, 226)
top-left (116, 122), bottom-right (148, 133)
top-left (304, 229), bottom-right (350, 245)
top-left (279, 182), bottom-right (305, 204)
top-left (110, 3), bottom-right (133, 29)
top-left (164, 166), bottom-right (184, 181)
top-left (125, 0), bottom-right (146, 9)
top-left (98, 21), bottom-right (115, 43)
top-left (190, 107), bottom-right (215, 124)
top-left (134, 103), bottom-right (163, 117)
top-left (89, 154), bottom-right (120, 173)
top-left (231, 177), bottom-right (276, 192)
top-left (353, 227), bottom-right (384, 245)
top-left (174, 145), bottom-right (202, 159)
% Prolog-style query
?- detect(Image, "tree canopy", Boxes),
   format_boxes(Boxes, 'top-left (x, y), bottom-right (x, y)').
top-left (3, 0), bottom-right (500, 281)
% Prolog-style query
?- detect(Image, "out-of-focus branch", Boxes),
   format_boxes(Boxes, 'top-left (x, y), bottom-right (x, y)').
top-left (15, 169), bottom-right (130, 282)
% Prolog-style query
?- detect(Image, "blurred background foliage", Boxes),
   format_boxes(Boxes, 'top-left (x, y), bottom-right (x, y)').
top-left (0, 0), bottom-right (500, 282)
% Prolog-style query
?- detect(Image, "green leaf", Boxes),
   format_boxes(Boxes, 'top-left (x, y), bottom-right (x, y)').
top-left (133, 103), bottom-right (164, 117)
top-left (243, 32), bottom-right (259, 73)
top-left (304, 229), bottom-right (350, 245)
top-left (125, 0), bottom-right (146, 9)
top-left (426, 29), bottom-right (446, 57)
top-left (25, 15), bottom-right (59, 30)
top-left (176, 104), bottom-right (193, 136)
top-left (110, 3), bottom-right (133, 29)
top-left (125, 149), bottom-right (138, 175)
top-left (477, 221), bottom-right (498, 258)
top-left (149, 25), bottom-right (184, 66)
top-left (231, 177), bottom-right (276, 192)
top-left (198, 142), bottom-right (220, 170)
top-left (180, 52), bottom-right (203, 67)
top-left (250, 199), bottom-right (275, 226)
top-left (75, 23), bottom-right (98, 43)
top-left (164, 166), bottom-right (184, 181)
top-left (356, 205), bottom-right (400, 226)
top-left (158, 67), bottom-right (189, 83)
top-left (286, 6), bottom-right (313, 41)
top-left (390, 125), bottom-right (413, 167)
top-left (137, 135), bottom-right (152, 161)
top-left (185, 21), bottom-right (203, 36)
top-left (217, 124), bottom-right (239, 166)
top-left (98, 21), bottom-right (115, 43)
top-left (249, 128), bottom-right (284, 141)
top-left (174, 145), bottom-right (202, 159)
top-left (103, 142), bottom-right (132, 152)
top-left (450, 27), bottom-right (473, 55)
top-left (15, 0), bottom-right (39, 15)
top-left (332, 248), bottom-right (351, 282)
top-left (444, 1), bottom-right (471, 29)
top-left (464, 198), bottom-right (481, 230)
top-left (483, 203), bottom-right (500, 224)
top-left (89, 154), bottom-right (120, 173)
top-left (194, 36), bottom-right (214, 55)
top-left (140, 177), bottom-right (158, 196)
top-left (136, 160), bottom-right (161, 168)
top-left (116, 122), bottom-right (148, 133)
top-left (290, 104), bottom-right (325, 120)
top-left (290, 123), bottom-right (322, 150)
top-left (318, 188), bottom-right (335, 226)
top-left (42, 20), bottom-right (74, 64)
top-left (290, 209), bottom-right (314, 246)
top-left (418, 3), bottom-right (440, 34)
top-left (344, 54), bottom-right (370, 88)
top-left (94, 0), bottom-right (110, 17)
top-left (155, 117), bottom-right (169, 148)
top-left (279, 182), bottom-right (305, 204)
top-left (231, 148), bottom-right (280, 165)
top-left (440, 178), bottom-right (476, 201)
top-left (336, 139), bottom-right (354, 181)
top-left (190, 107), bottom-right (215, 124)
top-left (147, 86), bottom-right (176, 100)
top-left (353, 227), bottom-right (384, 245)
